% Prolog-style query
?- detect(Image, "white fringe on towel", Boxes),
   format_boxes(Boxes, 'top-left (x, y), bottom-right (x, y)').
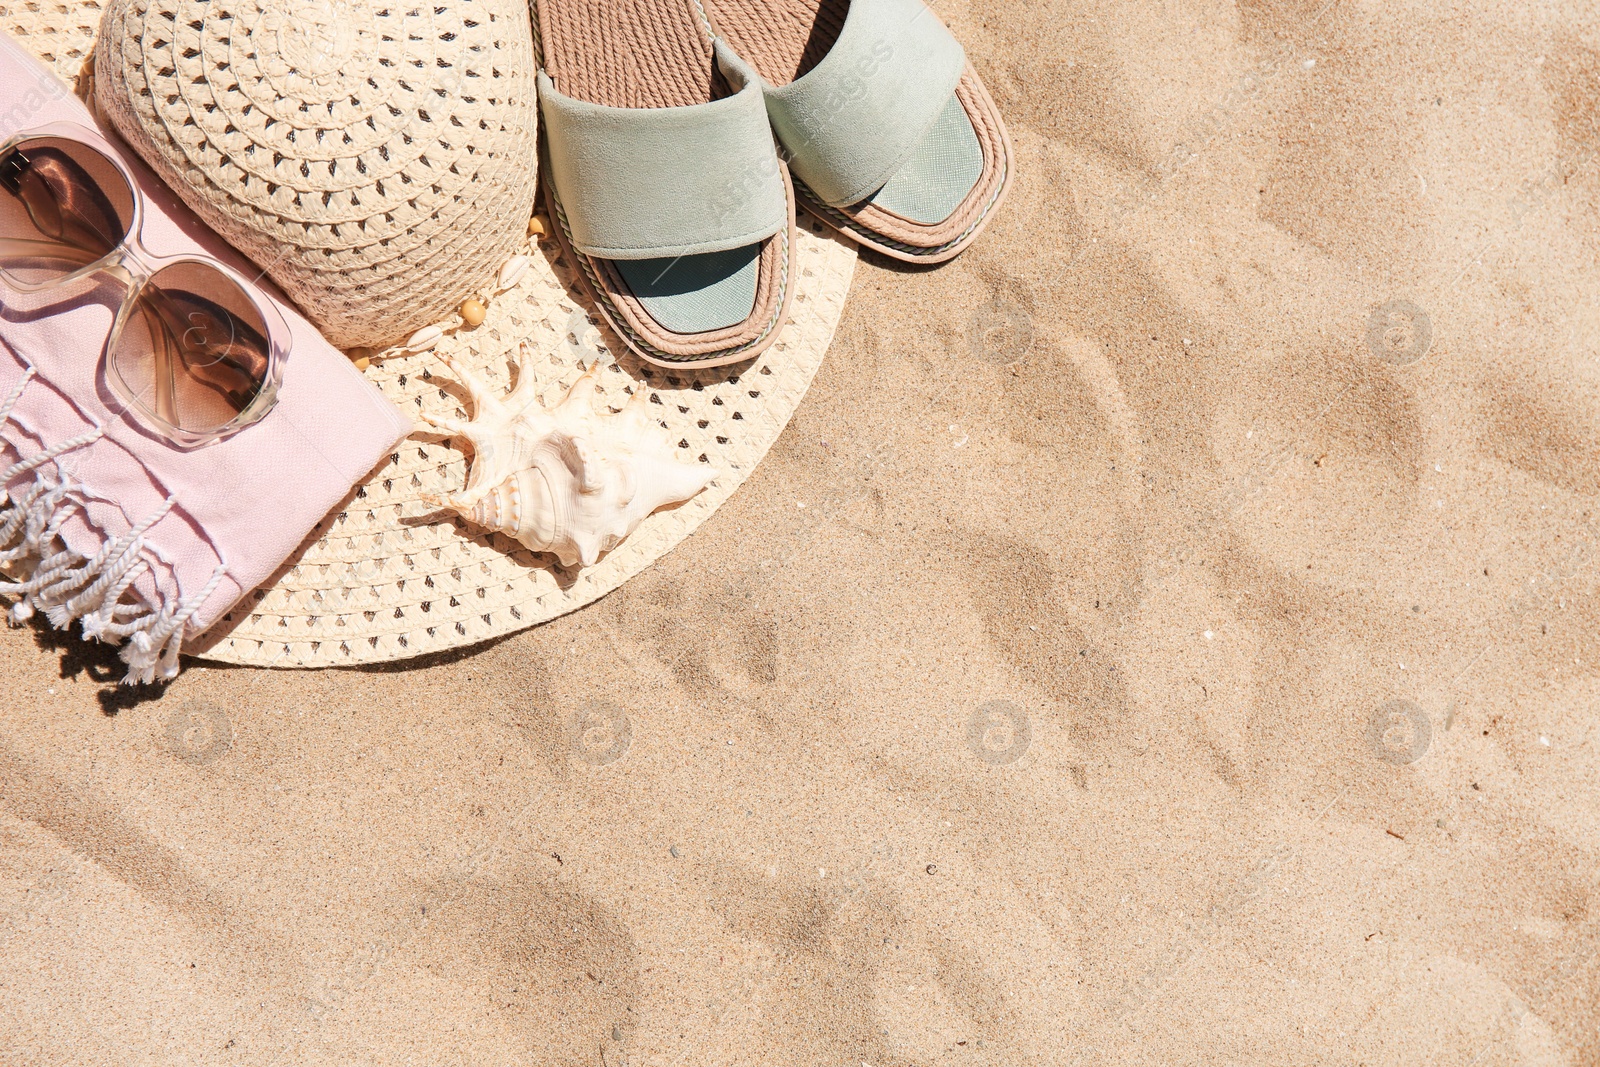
top-left (0, 369), bottom-right (227, 685)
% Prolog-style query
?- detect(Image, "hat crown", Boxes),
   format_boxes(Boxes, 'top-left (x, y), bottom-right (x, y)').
top-left (95, 0), bottom-right (539, 348)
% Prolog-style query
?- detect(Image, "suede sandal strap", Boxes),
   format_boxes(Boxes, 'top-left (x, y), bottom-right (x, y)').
top-left (538, 42), bottom-right (787, 260)
top-left (751, 0), bottom-right (966, 208)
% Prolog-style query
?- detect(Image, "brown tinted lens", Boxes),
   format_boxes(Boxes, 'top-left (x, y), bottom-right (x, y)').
top-left (0, 136), bottom-right (133, 286)
top-left (110, 261), bottom-right (272, 436)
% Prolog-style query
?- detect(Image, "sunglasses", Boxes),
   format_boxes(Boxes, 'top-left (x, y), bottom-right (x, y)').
top-left (0, 121), bottom-right (286, 448)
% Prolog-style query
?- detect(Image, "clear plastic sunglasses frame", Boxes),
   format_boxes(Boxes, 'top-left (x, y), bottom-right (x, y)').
top-left (0, 120), bottom-right (288, 448)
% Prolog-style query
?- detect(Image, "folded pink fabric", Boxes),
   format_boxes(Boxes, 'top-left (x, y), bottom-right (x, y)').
top-left (0, 33), bottom-right (412, 682)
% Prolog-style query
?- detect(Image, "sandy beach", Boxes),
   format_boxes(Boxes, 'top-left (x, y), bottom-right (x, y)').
top-left (3, 0), bottom-right (1600, 1062)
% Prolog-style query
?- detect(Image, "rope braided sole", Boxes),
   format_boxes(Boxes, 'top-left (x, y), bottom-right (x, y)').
top-left (802, 67), bottom-right (1014, 263)
top-left (545, 179), bottom-right (796, 368)
top-left (0, 0), bottom-right (859, 670)
top-left (694, 0), bottom-right (1015, 264)
top-left (531, 0), bottom-right (798, 367)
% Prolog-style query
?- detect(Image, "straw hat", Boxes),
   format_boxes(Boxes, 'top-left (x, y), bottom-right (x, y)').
top-left (0, 6), bottom-right (858, 668)
top-left (184, 224), bottom-right (854, 667)
top-left (91, 0), bottom-right (539, 348)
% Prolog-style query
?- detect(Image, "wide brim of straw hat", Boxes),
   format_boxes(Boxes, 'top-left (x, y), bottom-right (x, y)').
top-left (188, 230), bottom-right (854, 668)
top-left (0, 6), bottom-right (857, 668)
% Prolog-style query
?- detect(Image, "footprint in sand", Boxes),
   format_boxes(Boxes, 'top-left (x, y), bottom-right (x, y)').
top-left (1348, 952), bottom-right (1574, 1066)
top-left (617, 572), bottom-right (784, 721)
top-left (1207, 344), bottom-right (1423, 585)
top-left (399, 871), bottom-right (642, 1063)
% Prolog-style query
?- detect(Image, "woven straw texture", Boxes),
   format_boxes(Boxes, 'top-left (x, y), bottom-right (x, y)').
top-left (0, 3), bottom-right (857, 668)
top-left (0, 0), bottom-right (101, 84)
top-left (187, 221), bottom-right (855, 667)
top-left (91, 0), bottom-right (539, 349)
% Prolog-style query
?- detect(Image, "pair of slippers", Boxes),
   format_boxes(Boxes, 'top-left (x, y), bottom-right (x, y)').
top-left (534, 0), bottom-right (1013, 368)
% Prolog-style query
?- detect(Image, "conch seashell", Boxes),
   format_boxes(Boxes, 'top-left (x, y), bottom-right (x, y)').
top-left (420, 344), bottom-right (717, 568)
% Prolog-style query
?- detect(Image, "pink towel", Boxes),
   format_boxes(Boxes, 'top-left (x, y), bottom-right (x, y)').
top-left (0, 33), bottom-right (413, 682)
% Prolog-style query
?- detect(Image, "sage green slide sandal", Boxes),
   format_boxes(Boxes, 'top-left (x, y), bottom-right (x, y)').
top-left (698, 0), bottom-right (1013, 264)
top-left (533, 0), bottom-right (798, 368)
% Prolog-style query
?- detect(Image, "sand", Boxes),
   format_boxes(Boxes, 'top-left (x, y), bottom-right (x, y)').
top-left (4, 0), bottom-right (1600, 1063)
